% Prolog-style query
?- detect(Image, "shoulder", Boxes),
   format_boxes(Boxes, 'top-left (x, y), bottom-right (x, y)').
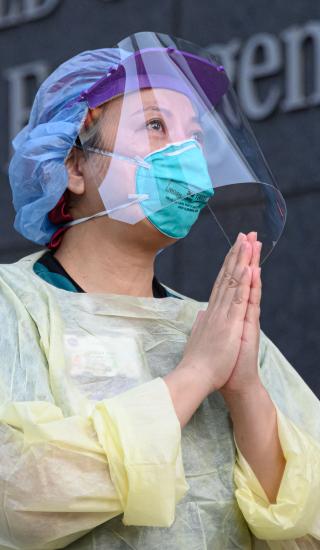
top-left (0, 250), bottom-right (44, 281)
top-left (258, 330), bottom-right (320, 439)
top-left (0, 252), bottom-right (56, 353)
top-left (0, 251), bottom-right (50, 306)
top-left (0, 253), bottom-right (55, 403)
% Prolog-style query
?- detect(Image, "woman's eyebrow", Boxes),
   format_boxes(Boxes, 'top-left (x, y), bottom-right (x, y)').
top-left (131, 105), bottom-right (173, 117)
top-left (131, 104), bottom-right (201, 124)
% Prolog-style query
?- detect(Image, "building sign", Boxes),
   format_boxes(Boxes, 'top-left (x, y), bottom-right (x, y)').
top-left (208, 19), bottom-right (320, 120)
top-left (0, 0), bottom-right (61, 29)
top-left (1, 17), bottom-right (320, 171)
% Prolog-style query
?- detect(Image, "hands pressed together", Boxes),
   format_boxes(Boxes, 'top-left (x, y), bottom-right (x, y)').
top-left (164, 232), bottom-right (286, 503)
top-left (180, 231), bottom-right (262, 397)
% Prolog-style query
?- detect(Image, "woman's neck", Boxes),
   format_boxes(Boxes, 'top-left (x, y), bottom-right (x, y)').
top-left (53, 220), bottom-right (157, 296)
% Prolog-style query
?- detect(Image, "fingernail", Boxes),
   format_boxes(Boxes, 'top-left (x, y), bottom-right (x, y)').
top-left (236, 232), bottom-right (246, 243)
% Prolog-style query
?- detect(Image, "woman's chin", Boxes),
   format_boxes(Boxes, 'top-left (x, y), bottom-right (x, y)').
top-left (138, 218), bottom-right (178, 250)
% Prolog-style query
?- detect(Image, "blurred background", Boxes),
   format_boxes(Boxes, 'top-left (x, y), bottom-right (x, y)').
top-left (0, 0), bottom-right (319, 396)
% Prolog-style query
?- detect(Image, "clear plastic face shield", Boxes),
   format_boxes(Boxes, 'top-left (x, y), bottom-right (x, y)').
top-left (74, 32), bottom-right (286, 293)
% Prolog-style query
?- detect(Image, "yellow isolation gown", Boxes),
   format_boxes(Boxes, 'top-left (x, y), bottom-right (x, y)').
top-left (0, 251), bottom-right (319, 549)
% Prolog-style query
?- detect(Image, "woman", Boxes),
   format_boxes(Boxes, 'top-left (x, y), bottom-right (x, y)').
top-left (0, 32), bottom-right (320, 549)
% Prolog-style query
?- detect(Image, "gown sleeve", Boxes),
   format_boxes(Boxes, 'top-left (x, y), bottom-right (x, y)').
top-left (233, 331), bottom-right (320, 547)
top-left (0, 280), bottom-right (187, 550)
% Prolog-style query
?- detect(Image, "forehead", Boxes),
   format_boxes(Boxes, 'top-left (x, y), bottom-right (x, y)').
top-left (107, 87), bottom-right (198, 117)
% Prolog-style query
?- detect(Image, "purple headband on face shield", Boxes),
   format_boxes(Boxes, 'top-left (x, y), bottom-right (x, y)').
top-left (76, 48), bottom-right (230, 110)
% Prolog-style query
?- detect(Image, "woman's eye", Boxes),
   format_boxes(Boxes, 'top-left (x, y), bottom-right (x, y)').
top-left (146, 119), bottom-right (165, 132)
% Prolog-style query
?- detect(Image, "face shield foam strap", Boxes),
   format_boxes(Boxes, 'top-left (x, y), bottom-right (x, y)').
top-left (77, 48), bottom-right (229, 111)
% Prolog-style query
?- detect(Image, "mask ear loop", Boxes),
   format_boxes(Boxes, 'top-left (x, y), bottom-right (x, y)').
top-left (74, 140), bottom-right (150, 169)
top-left (64, 193), bottom-right (150, 228)
top-left (62, 138), bottom-right (151, 228)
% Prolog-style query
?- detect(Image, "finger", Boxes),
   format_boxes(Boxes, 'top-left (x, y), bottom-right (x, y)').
top-left (246, 231), bottom-right (257, 245)
top-left (227, 265), bottom-right (252, 323)
top-left (246, 232), bottom-right (261, 268)
top-left (245, 266), bottom-right (262, 326)
top-left (209, 233), bottom-right (247, 307)
top-left (214, 240), bottom-right (252, 310)
top-left (209, 233), bottom-right (246, 307)
top-left (225, 234), bottom-right (249, 276)
top-left (250, 240), bottom-right (262, 269)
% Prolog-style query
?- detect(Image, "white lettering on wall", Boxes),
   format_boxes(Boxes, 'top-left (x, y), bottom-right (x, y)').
top-left (0, 0), bottom-right (61, 29)
top-left (281, 21), bottom-right (320, 111)
top-left (1, 18), bottom-right (320, 170)
top-left (4, 61), bottom-right (49, 156)
top-left (239, 33), bottom-right (282, 120)
top-left (208, 19), bottom-right (320, 121)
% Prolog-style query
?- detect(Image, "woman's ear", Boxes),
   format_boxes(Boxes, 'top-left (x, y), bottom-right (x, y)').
top-left (65, 148), bottom-right (85, 196)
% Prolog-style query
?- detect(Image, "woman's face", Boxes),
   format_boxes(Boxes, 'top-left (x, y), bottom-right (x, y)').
top-left (70, 88), bottom-right (204, 248)
top-left (98, 87), bottom-right (204, 157)
top-left (85, 87), bottom-right (204, 205)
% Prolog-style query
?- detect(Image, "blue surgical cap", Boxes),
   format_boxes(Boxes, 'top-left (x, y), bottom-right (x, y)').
top-left (8, 48), bottom-right (121, 245)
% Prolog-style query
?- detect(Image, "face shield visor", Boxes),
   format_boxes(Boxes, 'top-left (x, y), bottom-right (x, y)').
top-left (74, 32), bottom-right (286, 269)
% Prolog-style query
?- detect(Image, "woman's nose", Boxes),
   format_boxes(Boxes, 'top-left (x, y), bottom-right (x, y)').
top-left (167, 124), bottom-right (189, 143)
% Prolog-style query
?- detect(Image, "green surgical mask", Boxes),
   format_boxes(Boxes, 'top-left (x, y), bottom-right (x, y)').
top-left (136, 140), bottom-right (214, 238)
top-left (66, 139), bottom-right (214, 238)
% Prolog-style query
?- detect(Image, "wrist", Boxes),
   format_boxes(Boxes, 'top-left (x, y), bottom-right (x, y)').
top-left (176, 359), bottom-right (218, 396)
top-left (164, 361), bottom-right (214, 427)
top-left (221, 378), bottom-right (266, 411)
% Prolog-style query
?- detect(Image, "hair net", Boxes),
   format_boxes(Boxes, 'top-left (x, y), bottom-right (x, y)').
top-left (8, 49), bottom-right (121, 246)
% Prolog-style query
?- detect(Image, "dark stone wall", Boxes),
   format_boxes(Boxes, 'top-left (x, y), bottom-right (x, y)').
top-left (0, 0), bottom-right (319, 396)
